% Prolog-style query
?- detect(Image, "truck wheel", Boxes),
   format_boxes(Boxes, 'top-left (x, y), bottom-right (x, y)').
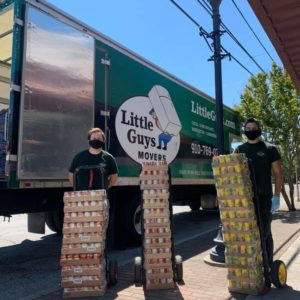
top-left (126, 195), bottom-right (142, 246)
top-left (189, 200), bottom-right (201, 211)
top-left (108, 260), bottom-right (118, 286)
top-left (271, 260), bottom-right (287, 288)
top-left (45, 210), bottom-right (63, 234)
top-left (174, 255), bottom-right (183, 282)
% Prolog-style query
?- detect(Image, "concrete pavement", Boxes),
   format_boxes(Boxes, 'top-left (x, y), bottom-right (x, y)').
top-left (35, 208), bottom-right (300, 300)
top-left (246, 233), bottom-right (300, 300)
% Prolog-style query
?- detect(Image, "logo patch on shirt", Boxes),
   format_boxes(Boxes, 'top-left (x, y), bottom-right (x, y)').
top-left (257, 151), bottom-right (266, 157)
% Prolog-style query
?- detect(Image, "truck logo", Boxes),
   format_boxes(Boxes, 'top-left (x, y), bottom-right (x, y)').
top-left (115, 85), bottom-right (182, 164)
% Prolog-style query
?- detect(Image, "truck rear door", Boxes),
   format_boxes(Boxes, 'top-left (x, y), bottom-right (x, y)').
top-left (17, 3), bottom-right (95, 181)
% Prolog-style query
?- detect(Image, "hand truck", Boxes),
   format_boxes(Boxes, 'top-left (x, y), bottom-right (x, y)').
top-left (134, 166), bottom-right (183, 288)
top-left (73, 165), bottom-right (118, 286)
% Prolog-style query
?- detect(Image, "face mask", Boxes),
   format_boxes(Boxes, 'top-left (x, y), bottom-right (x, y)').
top-left (89, 139), bottom-right (105, 149)
top-left (244, 129), bottom-right (261, 141)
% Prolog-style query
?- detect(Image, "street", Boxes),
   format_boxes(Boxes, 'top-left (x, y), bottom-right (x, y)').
top-left (0, 206), bottom-right (220, 300)
top-left (0, 186), bottom-right (299, 300)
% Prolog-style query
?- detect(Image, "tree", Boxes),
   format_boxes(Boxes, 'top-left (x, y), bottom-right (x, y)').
top-left (236, 62), bottom-right (300, 211)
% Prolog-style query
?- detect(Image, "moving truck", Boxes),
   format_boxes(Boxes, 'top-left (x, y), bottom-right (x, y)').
top-left (0, 0), bottom-right (240, 246)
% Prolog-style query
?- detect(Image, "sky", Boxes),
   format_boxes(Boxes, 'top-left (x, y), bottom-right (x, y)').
top-left (46, 0), bottom-right (282, 109)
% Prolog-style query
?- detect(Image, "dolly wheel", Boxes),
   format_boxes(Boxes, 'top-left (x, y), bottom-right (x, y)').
top-left (175, 255), bottom-right (183, 282)
top-left (134, 256), bottom-right (142, 286)
top-left (108, 260), bottom-right (118, 286)
top-left (271, 260), bottom-right (287, 288)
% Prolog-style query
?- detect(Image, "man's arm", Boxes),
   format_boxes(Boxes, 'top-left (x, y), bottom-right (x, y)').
top-left (272, 160), bottom-right (282, 196)
top-left (107, 173), bottom-right (118, 189)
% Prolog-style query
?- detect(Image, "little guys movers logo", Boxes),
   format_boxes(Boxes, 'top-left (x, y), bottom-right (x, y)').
top-left (115, 85), bottom-right (182, 164)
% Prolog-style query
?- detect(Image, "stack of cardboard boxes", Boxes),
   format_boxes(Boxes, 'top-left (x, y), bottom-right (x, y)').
top-left (60, 190), bottom-right (109, 298)
top-left (212, 153), bottom-right (265, 295)
top-left (140, 162), bottom-right (175, 290)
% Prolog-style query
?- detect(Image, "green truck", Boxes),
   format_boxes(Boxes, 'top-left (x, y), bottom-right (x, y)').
top-left (0, 0), bottom-right (240, 246)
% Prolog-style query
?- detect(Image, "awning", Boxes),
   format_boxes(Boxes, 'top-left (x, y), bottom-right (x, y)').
top-left (249, 0), bottom-right (300, 92)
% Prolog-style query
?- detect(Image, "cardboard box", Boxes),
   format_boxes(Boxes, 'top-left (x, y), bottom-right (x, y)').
top-left (141, 184), bottom-right (169, 190)
top-left (145, 273), bottom-right (174, 280)
top-left (63, 235), bottom-right (103, 244)
top-left (63, 215), bottom-right (106, 223)
top-left (61, 243), bottom-right (104, 255)
top-left (143, 252), bottom-right (172, 260)
top-left (61, 265), bottom-right (104, 276)
top-left (64, 205), bottom-right (107, 213)
top-left (61, 277), bottom-right (106, 288)
top-left (63, 225), bottom-right (105, 235)
top-left (143, 193), bottom-right (169, 200)
top-left (140, 174), bottom-right (169, 180)
top-left (60, 257), bottom-right (103, 267)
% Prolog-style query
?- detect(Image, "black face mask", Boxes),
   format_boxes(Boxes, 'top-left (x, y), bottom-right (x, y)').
top-left (244, 129), bottom-right (261, 141)
top-left (89, 140), bottom-right (105, 149)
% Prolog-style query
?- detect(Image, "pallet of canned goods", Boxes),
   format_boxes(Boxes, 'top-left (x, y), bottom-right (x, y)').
top-left (212, 153), bottom-right (287, 295)
top-left (60, 189), bottom-right (115, 298)
top-left (134, 161), bottom-right (183, 290)
top-left (212, 153), bottom-right (264, 295)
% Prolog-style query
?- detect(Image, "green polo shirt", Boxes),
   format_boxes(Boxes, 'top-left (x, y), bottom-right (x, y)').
top-left (69, 150), bottom-right (118, 191)
top-left (236, 141), bottom-right (281, 196)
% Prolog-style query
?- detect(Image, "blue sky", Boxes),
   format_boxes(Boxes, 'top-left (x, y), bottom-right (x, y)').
top-left (47, 0), bottom-right (282, 108)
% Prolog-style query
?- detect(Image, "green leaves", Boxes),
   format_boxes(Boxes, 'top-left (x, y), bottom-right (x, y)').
top-left (237, 62), bottom-right (300, 210)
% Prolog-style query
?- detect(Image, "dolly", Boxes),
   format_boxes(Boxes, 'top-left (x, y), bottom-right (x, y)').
top-left (134, 165), bottom-right (183, 288)
top-left (73, 165), bottom-right (118, 287)
top-left (249, 161), bottom-right (287, 291)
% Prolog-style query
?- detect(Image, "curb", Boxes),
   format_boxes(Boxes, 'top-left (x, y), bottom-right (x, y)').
top-left (245, 231), bottom-right (300, 300)
top-left (278, 232), bottom-right (300, 269)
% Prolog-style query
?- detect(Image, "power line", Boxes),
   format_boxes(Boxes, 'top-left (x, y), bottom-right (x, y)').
top-left (195, 0), bottom-right (211, 15)
top-left (169, 0), bottom-right (213, 52)
top-left (231, 0), bottom-right (274, 62)
top-left (169, 0), bottom-right (201, 28)
top-left (195, 0), bottom-right (265, 73)
top-left (221, 46), bottom-right (254, 76)
top-left (221, 22), bottom-right (265, 72)
top-left (169, 0), bottom-right (253, 76)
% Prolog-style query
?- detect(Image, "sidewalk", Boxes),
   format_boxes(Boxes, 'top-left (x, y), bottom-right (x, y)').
top-left (246, 233), bottom-right (300, 300)
top-left (37, 206), bottom-right (300, 300)
top-left (246, 197), bottom-right (300, 300)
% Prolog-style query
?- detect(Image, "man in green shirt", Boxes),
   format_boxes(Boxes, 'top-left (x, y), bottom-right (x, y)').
top-left (236, 118), bottom-right (282, 270)
top-left (69, 127), bottom-right (118, 191)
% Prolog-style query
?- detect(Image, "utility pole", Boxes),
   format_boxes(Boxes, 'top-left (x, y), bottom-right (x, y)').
top-left (211, 0), bottom-right (224, 154)
top-left (209, 0), bottom-right (225, 264)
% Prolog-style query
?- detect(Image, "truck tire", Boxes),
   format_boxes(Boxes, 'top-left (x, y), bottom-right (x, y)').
top-left (45, 210), bottom-right (64, 234)
top-left (126, 195), bottom-right (142, 246)
top-left (107, 260), bottom-right (118, 286)
top-left (189, 200), bottom-right (201, 211)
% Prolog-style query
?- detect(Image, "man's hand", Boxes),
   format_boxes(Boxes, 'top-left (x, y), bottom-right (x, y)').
top-left (68, 172), bottom-right (74, 186)
top-left (108, 173), bottom-right (118, 189)
top-left (271, 195), bottom-right (280, 212)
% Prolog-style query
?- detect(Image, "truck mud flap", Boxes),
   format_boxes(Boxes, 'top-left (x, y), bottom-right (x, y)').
top-left (27, 212), bottom-right (45, 234)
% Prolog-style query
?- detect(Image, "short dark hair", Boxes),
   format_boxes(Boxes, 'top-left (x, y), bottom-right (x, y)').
top-left (87, 127), bottom-right (105, 141)
top-left (244, 118), bottom-right (261, 129)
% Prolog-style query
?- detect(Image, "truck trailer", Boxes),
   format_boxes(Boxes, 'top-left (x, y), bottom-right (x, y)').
top-left (0, 0), bottom-right (240, 246)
